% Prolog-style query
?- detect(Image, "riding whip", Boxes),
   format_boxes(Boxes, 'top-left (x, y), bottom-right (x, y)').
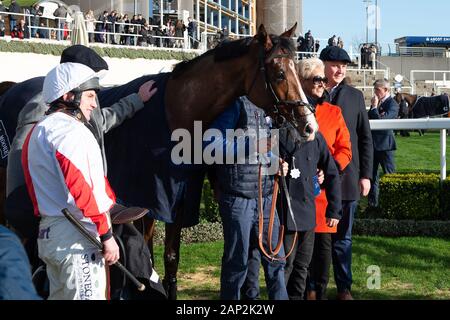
top-left (61, 208), bottom-right (145, 291)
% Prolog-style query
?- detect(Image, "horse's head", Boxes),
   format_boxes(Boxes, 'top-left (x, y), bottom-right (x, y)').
top-left (393, 91), bottom-right (402, 105)
top-left (245, 24), bottom-right (317, 143)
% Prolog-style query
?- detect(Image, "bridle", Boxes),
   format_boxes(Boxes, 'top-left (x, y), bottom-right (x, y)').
top-left (246, 39), bottom-right (317, 261)
top-left (248, 43), bottom-right (316, 130)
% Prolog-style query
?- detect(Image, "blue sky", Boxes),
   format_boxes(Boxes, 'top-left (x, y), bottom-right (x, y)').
top-left (303, 0), bottom-right (450, 51)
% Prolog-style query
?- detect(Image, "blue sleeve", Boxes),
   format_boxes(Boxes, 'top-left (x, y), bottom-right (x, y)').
top-left (0, 226), bottom-right (42, 300)
top-left (203, 99), bottom-right (249, 157)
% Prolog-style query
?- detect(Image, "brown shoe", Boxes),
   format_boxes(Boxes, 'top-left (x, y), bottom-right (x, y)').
top-left (336, 290), bottom-right (354, 300)
top-left (306, 290), bottom-right (317, 300)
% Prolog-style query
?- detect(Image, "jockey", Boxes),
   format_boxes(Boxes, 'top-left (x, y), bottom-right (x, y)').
top-left (5, 45), bottom-right (157, 269)
top-left (22, 62), bottom-right (120, 300)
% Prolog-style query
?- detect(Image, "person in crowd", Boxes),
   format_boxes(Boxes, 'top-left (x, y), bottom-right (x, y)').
top-left (0, 15), bottom-right (5, 37)
top-left (53, 4), bottom-right (67, 41)
top-left (96, 10), bottom-right (108, 43)
top-left (206, 96), bottom-right (289, 300)
top-left (219, 25), bottom-right (229, 43)
top-left (5, 45), bottom-right (158, 271)
top-left (138, 22), bottom-right (153, 47)
top-left (130, 14), bottom-right (140, 46)
top-left (187, 17), bottom-right (197, 49)
top-left (174, 19), bottom-right (185, 48)
top-left (314, 40), bottom-right (321, 53)
top-left (121, 13), bottom-right (130, 45)
top-left (305, 30), bottom-right (314, 53)
top-left (368, 79), bottom-right (399, 208)
top-left (295, 58), bottom-right (352, 300)
top-left (369, 45), bottom-right (377, 69)
top-left (0, 225), bottom-right (41, 300)
top-left (320, 45), bottom-right (373, 300)
top-left (106, 10), bottom-right (117, 44)
top-left (85, 9), bottom-right (95, 43)
top-left (337, 37), bottom-right (344, 49)
top-left (360, 44), bottom-right (368, 69)
top-left (328, 35), bottom-right (337, 47)
top-left (29, 3), bottom-right (42, 38)
top-left (8, 0), bottom-right (21, 33)
top-left (38, 21), bottom-right (48, 39)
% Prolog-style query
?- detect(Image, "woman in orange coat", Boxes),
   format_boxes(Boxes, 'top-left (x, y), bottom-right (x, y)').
top-left (297, 58), bottom-right (352, 300)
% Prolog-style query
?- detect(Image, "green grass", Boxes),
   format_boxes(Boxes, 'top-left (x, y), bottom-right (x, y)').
top-left (395, 131), bottom-right (450, 173)
top-left (153, 236), bottom-right (450, 300)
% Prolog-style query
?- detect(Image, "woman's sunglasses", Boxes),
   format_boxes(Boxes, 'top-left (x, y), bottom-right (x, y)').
top-left (310, 76), bottom-right (328, 85)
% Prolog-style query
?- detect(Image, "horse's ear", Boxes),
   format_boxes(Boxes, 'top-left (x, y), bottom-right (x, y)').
top-left (255, 24), bottom-right (273, 51)
top-left (280, 23), bottom-right (297, 38)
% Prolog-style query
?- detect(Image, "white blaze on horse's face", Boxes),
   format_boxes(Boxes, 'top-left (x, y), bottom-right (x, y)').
top-left (288, 60), bottom-right (318, 141)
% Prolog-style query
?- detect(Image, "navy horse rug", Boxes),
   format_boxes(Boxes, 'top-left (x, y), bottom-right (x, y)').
top-left (0, 77), bottom-right (44, 167)
top-left (412, 94), bottom-right (450, 118)
top-left (98, 73), bottom-right (205, 227)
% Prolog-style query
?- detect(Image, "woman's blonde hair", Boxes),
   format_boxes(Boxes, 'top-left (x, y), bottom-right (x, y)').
top-left (297, 58), bottom-right (324, 80)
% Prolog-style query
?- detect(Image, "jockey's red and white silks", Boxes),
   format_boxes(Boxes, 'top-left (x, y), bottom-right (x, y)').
top-left (22, 112), bottom-right (115, 238)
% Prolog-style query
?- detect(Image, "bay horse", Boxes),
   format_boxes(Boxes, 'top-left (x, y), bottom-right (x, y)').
top-left (394, 91), bottom-right (450, 136)
top-left (394, 92), bottom-right (450, 118)
top-left (0, 24), bottom-right (317, 299)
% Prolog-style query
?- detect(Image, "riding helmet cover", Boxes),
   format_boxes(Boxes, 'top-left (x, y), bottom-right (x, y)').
top-left (43, 62), bottom-right (101, 119)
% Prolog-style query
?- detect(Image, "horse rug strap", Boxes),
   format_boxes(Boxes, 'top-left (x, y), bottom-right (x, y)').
top-left (109, 203), bottom-right (149, 225)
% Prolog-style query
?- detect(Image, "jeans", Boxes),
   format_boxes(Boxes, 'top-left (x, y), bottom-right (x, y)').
top-left (284, 229), bottom-right (315, 300)
top-left (306, 232), bottom-right (332, 299)
top-left (332, 200), bottom-right (358, 292)
top-left (219, 194), bottom-right (288, 300)
top-left (368, 150), bottom-right (395, 207)
top-left (9, 19), bottom-right (16, 33)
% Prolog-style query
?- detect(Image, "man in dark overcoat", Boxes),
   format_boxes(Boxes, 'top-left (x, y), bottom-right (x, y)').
top-left (320, 46), bottom-right (374, 300)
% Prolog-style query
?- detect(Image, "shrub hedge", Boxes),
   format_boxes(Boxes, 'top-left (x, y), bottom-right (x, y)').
top-left (379, 173), bottom-right (444, 220)
top-left (199, 173), bottom-right (450, 225)
top-left (0, 39), bottom-right (198, 61)
top-left (150, 219), bottom-right (450, 244)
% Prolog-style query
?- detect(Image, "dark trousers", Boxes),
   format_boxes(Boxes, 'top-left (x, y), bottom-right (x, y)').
top-left (368, 150), bottom-right (395, 207)
top-left (306, 232), bottom-right (332, 299)
top-left (284, 229), bottom-right (315, 300)
top-left (219, 194), bottom-right (288, 300)
top-left (241, 246), bottom-right (261, 300)
top-left (332, 200), bottom-right (358, 292)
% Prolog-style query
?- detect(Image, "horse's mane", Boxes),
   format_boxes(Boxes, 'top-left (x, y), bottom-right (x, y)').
top-left (171, 34), bottom-right (296, 79)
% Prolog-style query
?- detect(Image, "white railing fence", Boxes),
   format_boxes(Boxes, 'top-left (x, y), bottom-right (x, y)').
top-left (370, 118), bottom-right (450, 180)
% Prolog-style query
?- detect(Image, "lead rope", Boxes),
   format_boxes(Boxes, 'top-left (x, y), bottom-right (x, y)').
top-left (256, 111), bottom-right (297, 261)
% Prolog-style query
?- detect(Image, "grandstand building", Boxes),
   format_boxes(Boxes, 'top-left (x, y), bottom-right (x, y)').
top-left (70, 0), bottom-right (302, 36)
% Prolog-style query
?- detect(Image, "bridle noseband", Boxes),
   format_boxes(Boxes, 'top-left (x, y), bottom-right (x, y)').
top-left (248, 43), bottom-right (315, 130)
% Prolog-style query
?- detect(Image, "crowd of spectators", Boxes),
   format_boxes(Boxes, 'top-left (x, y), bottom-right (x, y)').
top-left (0, 2), bottom-right (199, 49)
top-left (360, 43), bottom-right (378, 69)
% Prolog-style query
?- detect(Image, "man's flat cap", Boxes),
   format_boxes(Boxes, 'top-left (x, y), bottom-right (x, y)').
top-left (319, 46), bottom-right (352, 64)
top-left (60, 45), bottom-right (109, 72)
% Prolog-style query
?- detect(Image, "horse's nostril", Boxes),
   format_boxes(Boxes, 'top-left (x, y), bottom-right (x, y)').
top-left (305, 124), bottom-right (313, 135)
